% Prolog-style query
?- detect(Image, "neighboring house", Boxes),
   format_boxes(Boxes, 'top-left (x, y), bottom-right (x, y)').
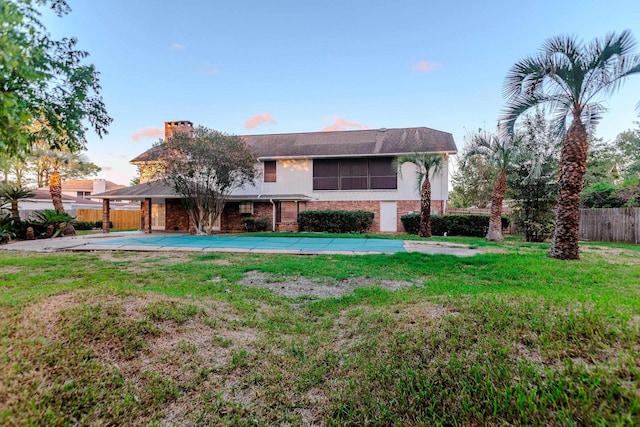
top-left (36, 179), bottom-right (125, 201)
top-left (95, 120), bottom-right (457, 233)
top-left (17, 189), bottom-right (138, 221)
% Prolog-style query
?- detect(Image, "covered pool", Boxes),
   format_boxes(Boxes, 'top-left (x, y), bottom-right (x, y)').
top-left (97, 235), bottom-right (406, 254)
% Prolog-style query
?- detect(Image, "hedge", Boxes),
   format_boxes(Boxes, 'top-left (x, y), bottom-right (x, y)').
top-left (94, 220), bottom-right (114, 229)
top-left (298, 210), bottom-right (374, 233)
top-left (74, 221), bottom-right (95, 230)
top-left (400, 214), bottom-right (510, 237)
top-left (242, 217), bottom-right (271, 232)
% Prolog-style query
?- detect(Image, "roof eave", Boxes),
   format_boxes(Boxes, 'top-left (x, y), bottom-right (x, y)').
top-left (256, 150), bottom-right (457, 161)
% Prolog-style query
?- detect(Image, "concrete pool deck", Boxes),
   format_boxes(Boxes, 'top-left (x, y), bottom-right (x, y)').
top-left (0, 231), bottom-right (480, 257)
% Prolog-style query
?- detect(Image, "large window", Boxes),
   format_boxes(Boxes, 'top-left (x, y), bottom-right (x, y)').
top-left (264, 161), bottom-right (276, 182)
top-left (313, 158), bottom-right (397, 190)
top-left (277, 201), bottom-right (306, 223)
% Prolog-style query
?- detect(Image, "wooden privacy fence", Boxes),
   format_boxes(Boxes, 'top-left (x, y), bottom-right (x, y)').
top-left (447, 207), bottom-right (512, 215)
top-left (76, 209), bottom-right (140, 230)
top-left (579, 208), bottom-right (639, 244)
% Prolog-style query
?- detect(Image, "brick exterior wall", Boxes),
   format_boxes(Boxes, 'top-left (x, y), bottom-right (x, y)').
top-left (396, 200), bottom-right (445, 233)
top-left (141, 198), bottom-right (152, 233)
top-left (306, 200), bottom-right (381, 232)
top-left (144, 197), bottom-right (446, 234)
top-left (221, 202), bottom-right (273, 232)
top-left (165, 199), bottom-right (190, 231)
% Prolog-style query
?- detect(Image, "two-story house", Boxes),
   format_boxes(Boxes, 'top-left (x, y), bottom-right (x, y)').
top-left (95, 120), bottom-right (457, 233)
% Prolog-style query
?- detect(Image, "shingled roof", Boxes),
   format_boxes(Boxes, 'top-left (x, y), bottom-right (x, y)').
top-left (130, 127), bottom-right (457, 163)
top-left (93, 180), bottom-right (312, 201)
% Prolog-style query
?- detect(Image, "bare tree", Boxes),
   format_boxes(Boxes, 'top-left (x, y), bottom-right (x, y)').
top-left (156, 127), bottom-right (257, 235)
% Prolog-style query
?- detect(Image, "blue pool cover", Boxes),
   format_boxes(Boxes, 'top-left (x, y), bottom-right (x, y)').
top-left (98, 235), bottom-right (405, 254)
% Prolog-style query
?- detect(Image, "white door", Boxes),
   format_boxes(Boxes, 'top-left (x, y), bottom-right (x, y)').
top-left (151, 202), bottom-right (165, 230)
top-left (380, 201), bottom-right (397, 232)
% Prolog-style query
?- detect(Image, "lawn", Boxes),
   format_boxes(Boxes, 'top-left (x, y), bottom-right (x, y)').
top-left (1, 237), bottom-right (639, 426)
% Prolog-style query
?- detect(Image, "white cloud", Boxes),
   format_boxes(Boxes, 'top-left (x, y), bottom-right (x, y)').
top-left (244, 112), bottom-right (277, 129)
top-left (320, 116), bottom-right (370, 132)
top-left (130, 127), bottom-right (163, 141)
top-left (412, 60), bottom-right (439, 73)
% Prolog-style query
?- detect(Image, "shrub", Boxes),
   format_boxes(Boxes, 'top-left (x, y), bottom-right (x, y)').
top-left (242, 217), bottom-right (271, 232)
top-left (0, 211), bottom-right (17, 243)
top-left (28, 209), bottom-right (77, 238)
top-left (298, 210), bottom-right (374, 233)
top-left (94, 220), bottom-right (113, 229)
top-left (75, 221), bottom-right (95, 230)
top-left (400, 213), bottom-right (421, 235)
top-left (401, 214), bottom-right (510, 237)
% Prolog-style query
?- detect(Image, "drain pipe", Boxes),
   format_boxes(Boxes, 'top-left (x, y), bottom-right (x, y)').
top-left (270, 199), bottom-right (276, 232)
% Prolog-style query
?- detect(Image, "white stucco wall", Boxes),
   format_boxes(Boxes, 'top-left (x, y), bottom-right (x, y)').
top-left (236, 156), bottom-right (450, 202)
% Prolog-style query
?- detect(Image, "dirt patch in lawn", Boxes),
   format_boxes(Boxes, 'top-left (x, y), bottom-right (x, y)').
top-left (580, 246), bottom-right (640, 265)
top-left (240, 270), bottom-right (418, 299)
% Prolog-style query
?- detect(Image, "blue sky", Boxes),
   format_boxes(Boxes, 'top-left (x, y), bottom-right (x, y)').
top-left (42, 0), bottom-right (640, 185)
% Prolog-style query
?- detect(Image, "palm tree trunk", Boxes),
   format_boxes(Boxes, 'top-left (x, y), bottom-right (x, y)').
top-left (486, 168), bottom-right (506, 241)
top-left (548, 117), bottom-right (588, 260)
top-left (419, 178), bottom-right (432, 238)
top-left (10, 201), bottom-right (19, 218)
top-left (49, 169), bottom-right (65, 213)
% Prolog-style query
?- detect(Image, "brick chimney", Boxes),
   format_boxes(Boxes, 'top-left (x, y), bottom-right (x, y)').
top-left (164, 120), bottom-right (193, 140)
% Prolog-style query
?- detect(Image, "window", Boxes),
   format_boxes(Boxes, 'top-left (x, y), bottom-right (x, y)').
top-left (340, 159), bottom-right (368, 190)
top-left (76, 191), bottom-right (91, 199)
top-left (277, 201), bottom-right (298, 223)
top-left (239, 201), bottom-right (253, 215)
top-left (264, 161), bottom-right (276, 182)
top-left (312, 158), bottom-right (397, 190)
top-left (369, 158), bottom-right (397, 189)
top-left (313, 160), bottom-right (339, 190)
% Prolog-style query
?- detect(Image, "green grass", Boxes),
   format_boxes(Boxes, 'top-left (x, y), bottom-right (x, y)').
top-left (0, 237), bottom-right (639, 425)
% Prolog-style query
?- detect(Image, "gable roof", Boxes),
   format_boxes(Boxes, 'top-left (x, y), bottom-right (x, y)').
top-left (131, 126), bottom-right (457, 163)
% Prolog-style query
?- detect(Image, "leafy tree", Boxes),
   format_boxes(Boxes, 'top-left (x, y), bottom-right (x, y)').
top-left (581, 182), bottom-right (625, 208)
top-left (450, 150), bottom-right (496, 209)
top-left (507, 111), bottom-right (560, 242)
top-left (394, 153), bottom-right (443, 238)
top-left (0, 153), bottom-right (13, 184)
top-left (29, 143), bottom-right (100, 188)
top-left (466, 128), bottom-right (521, 241)
top-left (1, 0), bottom-right (111, 156)
top-left (503, 31), bottom-right (640, 259)
top-left (584, 137), bottom-right (621, 188)
top-left (614, 122), bottom-right (640, 178)
top-left (155, 127), bottom-right (257, 235)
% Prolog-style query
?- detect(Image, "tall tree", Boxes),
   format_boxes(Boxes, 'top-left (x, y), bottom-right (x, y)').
top-left (614, 122), bottom-right (640, 178)
top-left (466, 128), bottom-right (521, 241)
top-left (394, 153), bottom-right (443, 238)
top-left (450, 147), bottom-right (497, 209)
top-left (1, 0), bottom-right (111, 156)
top-left (508, 111), bottom-right (560, 242)
top-left (503, 31), bottom-right (640, 259)
top-left (29, 143), bottom-right (100, 188)
top-left (156, 126), bottom-right (257, 235)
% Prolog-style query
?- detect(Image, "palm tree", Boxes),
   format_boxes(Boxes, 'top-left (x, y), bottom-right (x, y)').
top-left (0, 185), bottom-right (35, 218)
top-left (394, 153), bottom-right (443, 238)
top-left (503, 31), bottom-right (640, 259)
top-left (467, 129), bottom-right (520, 241)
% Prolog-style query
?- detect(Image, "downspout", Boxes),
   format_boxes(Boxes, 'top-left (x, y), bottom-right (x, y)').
top-left (270, 199), bottom-right (276, 232)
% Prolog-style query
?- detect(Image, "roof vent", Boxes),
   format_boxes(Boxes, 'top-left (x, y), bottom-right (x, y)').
top-left (378, 128), bottom-right (387, 132)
